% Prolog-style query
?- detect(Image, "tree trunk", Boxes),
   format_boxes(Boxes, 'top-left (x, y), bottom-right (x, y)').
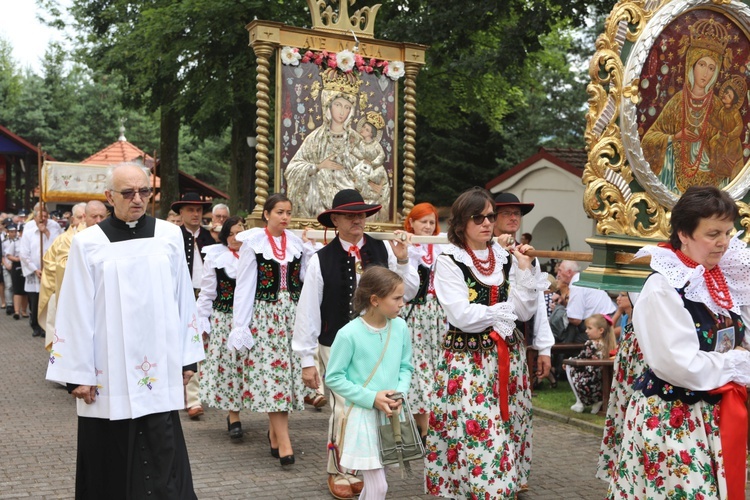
top-left (159, 104), bottom-right (180, 219)
top-left (228, 86), bottom-right (255, 215)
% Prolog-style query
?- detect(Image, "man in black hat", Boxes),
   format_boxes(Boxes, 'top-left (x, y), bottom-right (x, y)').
top-left (493, 191), bottom-right (553, 493)
top-left (171, 192), bottom-right (216, 419)
top-left (292, 189), bottom-right (418, 500)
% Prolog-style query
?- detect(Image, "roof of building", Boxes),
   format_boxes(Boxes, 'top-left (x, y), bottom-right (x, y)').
top-left (82, 136), bottom-right (228, 199)
top-left (485, 146), bottom-right (586, 191)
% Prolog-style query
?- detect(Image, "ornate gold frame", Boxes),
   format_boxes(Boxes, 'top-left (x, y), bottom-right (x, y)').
top-left (584, 0), bottom-right (750, 241)
top-left (245, 0), bottom-right (427, 230)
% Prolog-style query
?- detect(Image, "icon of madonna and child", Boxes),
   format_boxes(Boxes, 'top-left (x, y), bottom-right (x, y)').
top-left (284, 68), bottom-right (393, 223)
top-left (640, 15), bottom-right (750, 195)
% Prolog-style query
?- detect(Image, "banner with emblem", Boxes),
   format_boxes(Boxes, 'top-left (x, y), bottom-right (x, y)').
top-left (41, 161), bottom-right (108, 202)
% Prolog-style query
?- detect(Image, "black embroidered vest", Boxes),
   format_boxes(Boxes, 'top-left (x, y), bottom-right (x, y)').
top-left (443, 254), bottom-right (510, 352)
top-left (634, 281), bottom-right (745, 404)
top-left (408, 264), bottom-right (432, 305)
top-left (253, 254), bottom-right (302, 303)
top-left (212, 267), bottom-right (236, 313)
top-left (317, 235), bottom-right (388, 347)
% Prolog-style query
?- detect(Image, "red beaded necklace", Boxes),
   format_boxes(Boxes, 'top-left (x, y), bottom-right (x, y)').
top-left (421, 244), bottom-right (434, 265)
top-left (674, 249), bottom-right (733, 310)
top-left (464, 244), bottom-right (496, 276)
top-left (265, 227), bottom-right (286, 260)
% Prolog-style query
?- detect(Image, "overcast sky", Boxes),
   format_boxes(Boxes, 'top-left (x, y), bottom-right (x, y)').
top-left (0, 0), bottom-right (71, 74)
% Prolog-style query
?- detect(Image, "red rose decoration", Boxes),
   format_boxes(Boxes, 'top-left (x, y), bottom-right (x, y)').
top-left (669, 406), bottom-right (684, 428)
top-left (446, 448), bottom-right (458, 464)
top-left (646, 416), bottom-right (660, 430)
top-left (465, 419), bottom-right (481, 436)
top-left (475, 393), bottom-right (485, 404)
top-left (471, 466), bottom-right (483, 477)
top-left (680, 450), bottom-right (692, 465)
top-left (447, 379), bottom-right (459, 395)
top-left (427, 452), bottom-right (438, 462)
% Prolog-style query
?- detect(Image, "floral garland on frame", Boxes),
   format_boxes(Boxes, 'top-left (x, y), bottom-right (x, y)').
top-left (281, 46), bottom-right (404, 80)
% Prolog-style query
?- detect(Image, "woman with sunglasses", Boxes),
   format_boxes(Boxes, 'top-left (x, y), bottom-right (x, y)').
top-left (424, 187), bottom-right (547, 499)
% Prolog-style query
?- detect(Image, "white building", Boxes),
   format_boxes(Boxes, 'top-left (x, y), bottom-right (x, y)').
top-left (485, 147), bottom-right (595, 265)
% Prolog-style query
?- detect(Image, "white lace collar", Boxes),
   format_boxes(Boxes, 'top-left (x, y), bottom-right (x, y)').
top-left (440, 242), bottom-right (509, 269)
top-left (203, 244), bottom-right (239, 278)
top-left (236, 227), bottom-right (303, 263)
top-left (635, 233), bottom-right (750, 315)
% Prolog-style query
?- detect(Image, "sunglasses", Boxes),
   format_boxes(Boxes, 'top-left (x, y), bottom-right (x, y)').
top-left (469, 212), bottom-right (497, 225)
top-left (112, 188), bottom-right (152, 200)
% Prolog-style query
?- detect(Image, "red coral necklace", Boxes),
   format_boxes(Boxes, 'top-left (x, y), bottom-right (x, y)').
top-left (675, 249), bottom-right (733, 310)
top-left (464, 245), bottom-right (495, 276)
top-left (265, 228), bottom-right (286, 260)
top-left (421, 244), bottom-right (434, 265)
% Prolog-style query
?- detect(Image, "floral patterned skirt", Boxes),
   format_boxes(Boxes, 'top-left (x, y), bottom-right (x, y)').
top-left (608, 391), bottom-right (725, 499)
top-left (402, 296), bottom-right (447, 415)
top-left (200, 309), bottom-right (244, 411)
top-left (236, 293), bottom-right (312, 412)
top-left (424, 341), bottom-right (532, 499)
top-left (597, 327), bottom-right (647, 481)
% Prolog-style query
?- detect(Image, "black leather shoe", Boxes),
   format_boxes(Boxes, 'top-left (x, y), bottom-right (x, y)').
top-left (5, 306), bottom-right (12, 316)
top-left (227, 417), bottom-right (243, 440)
top-left (279, 455), bottom-right (295, 466)
top-left (267, 430), bottom-right (279, 458)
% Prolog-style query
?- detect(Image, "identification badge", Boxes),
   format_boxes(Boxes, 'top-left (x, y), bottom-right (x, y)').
top-left (715, 326), bottom-right (735, 353)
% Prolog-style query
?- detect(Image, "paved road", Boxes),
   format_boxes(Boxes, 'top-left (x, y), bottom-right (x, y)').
top-left (0, 309), bottom-right (609, 499)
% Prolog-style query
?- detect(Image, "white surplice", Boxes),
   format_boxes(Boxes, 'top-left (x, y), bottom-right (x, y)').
top-left (46, 218), bottom-right (205, 420)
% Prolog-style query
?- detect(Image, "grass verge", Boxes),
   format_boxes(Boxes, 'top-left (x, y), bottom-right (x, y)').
top-left (531, 378), bottom-right (606, 427)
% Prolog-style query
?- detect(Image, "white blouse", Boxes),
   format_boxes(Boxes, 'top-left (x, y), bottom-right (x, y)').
top-left (228, 227), bottom-right (315, 351)
top-left (433, 243), bottom-right (546, 341)
top-left (633, 235), bottom-right (750, 390)
top-left (195, 244), bottom-right (239, 335)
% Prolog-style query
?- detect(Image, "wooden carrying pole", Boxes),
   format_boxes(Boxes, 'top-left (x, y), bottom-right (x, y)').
top-left (292, 230), bottom-right (651, 265)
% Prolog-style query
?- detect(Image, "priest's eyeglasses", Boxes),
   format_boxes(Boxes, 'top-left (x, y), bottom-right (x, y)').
top-left (113, 188), bottom-right (152, 200)
top-left (469, 212), bottom-right (497, 225)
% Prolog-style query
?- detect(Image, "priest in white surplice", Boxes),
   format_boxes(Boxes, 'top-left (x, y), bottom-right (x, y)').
top-left (46, 163), bottom-right (205, 500)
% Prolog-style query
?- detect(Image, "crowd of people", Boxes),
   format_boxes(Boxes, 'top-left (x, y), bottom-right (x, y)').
top-left (5, 161), bottom-right (744, 499)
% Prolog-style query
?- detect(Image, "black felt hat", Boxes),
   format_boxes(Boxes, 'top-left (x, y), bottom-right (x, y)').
top-left (317, 189), bottom-right (382, 228)
top-left (171, 192), bottom-right (212, 213)
top-left (494, 192), bottom-right (534, 216)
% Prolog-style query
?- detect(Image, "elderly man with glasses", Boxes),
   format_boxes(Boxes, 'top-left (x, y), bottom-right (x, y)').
top-left (46, 162), bottom-right (203, 499)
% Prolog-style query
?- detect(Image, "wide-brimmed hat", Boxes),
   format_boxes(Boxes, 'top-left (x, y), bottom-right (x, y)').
top-left (494, 192), bottom-right (534, 216)
top-left (171, 192), bottom-right (212, 213)
top-left (317, 189), bottom-right (381, 228)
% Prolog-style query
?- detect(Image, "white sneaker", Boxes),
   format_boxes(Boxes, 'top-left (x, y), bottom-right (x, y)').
top-left (590, 401), bottom-right (603, 414)
top-left (570, 402), bottom-right (584, 413)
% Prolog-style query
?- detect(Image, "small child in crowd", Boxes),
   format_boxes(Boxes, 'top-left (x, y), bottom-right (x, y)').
top-left (566, 313), bottom-right (616, 414)
top-left (325, 266), bottom-right (414, 500)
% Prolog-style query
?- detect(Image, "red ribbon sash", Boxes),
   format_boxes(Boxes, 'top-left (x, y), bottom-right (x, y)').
top-left (708, 382), bottom-right (747, 499)
top-left (489, 330), bottom-right (510, 422)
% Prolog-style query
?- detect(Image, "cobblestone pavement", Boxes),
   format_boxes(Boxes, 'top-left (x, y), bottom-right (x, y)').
top-left (0, 310), bottom-right (612, 499)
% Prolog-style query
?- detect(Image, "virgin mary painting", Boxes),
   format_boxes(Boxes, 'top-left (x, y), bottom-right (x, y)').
top-left (641, 17), bottom-right (746, 194)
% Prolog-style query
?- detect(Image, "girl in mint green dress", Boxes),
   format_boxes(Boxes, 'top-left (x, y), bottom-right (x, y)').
top-left (326, 267), bottom-right (414, 500)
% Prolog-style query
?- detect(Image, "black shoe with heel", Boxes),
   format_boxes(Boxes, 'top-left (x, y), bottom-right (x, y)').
top-left (279, 455), bottom-right (295, 466)
top-left (227, 417), bottom-right (243, 440)
top-left (267, 430), bottom-right (279, 458)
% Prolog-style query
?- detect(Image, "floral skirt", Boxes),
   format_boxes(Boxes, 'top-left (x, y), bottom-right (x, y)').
top-left (200, 310), bottom-right (244, 411)
top-left (424, 341), bottom-right (532, 499)
top-left (597, 327), bottom-right (647, 481)
top-left (402, 296), bottom-right (447, 415)
top-left (608, 391), bottom-right (726, 499)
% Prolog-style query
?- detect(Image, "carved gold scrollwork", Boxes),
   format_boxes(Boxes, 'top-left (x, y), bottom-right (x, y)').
top-left (250, 41), bottom-right (274, 217)
top-left (738, 201), bottom-right (750, 243)
top-left (584, 1), bottom-right (665, 238)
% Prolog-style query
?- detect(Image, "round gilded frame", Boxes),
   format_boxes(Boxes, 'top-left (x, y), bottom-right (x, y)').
top-left (621, 0), bottom-right (750, 208)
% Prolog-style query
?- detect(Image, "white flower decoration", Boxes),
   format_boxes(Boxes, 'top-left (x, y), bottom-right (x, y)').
top-left (281, 46), bottom-right (301, 66)
top-left (386, 60), bottom-right (405, 80)
top-left (336, 49), bottom-right (356, 72)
